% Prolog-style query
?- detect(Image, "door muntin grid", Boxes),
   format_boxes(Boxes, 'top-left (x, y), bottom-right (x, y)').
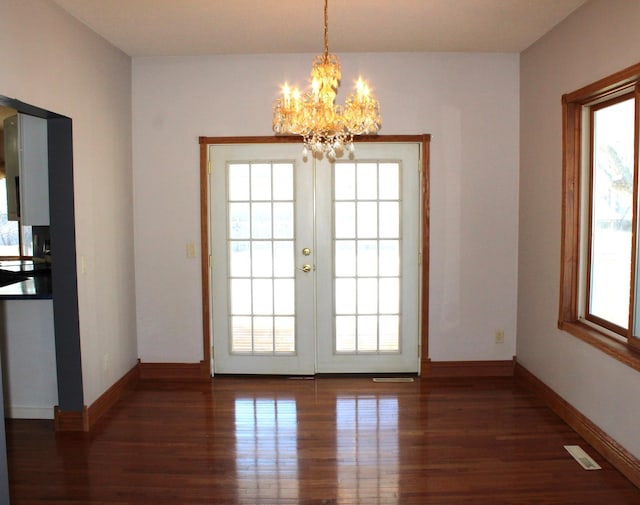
top-left (333, 161), bottom-right (402, 354)
top-left (227, 161), bottom-right (297, 355)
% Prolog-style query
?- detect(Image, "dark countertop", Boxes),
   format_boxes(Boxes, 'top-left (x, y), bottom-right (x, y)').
top-left (0, 260), bottom-right (52, 300)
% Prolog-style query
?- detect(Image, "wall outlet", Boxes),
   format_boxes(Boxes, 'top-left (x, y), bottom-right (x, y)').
top-left (495, 329), bottom-right (505, 344)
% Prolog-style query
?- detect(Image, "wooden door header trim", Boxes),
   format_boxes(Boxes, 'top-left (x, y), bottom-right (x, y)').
top-left (199, 134), bottom-right (431, 145)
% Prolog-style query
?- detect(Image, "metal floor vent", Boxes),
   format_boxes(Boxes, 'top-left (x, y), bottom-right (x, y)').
top-left (564, 445), bottom-right (602, 470)
top-left (372, 377), bottom-right (415, 383)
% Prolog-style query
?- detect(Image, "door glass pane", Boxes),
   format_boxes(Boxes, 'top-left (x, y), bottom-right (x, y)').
top-left (357, 163), bottom-right (378, 199)
top-left (252, 279), bottom-right (273, 315)
top-left (274, 317), bottom-right (295, 353)
top-left (274, 279), bottom-right (294, 314)
top-left (356, 240), bottom-right (377, 276)
top-left (379, 202), bottom-right (399, 238)
top-left (336, 316), bottom-right (356, 352)
top-left (228, 163), bottom-right (250, 201)
top-left (357, 202), bottom-right (377, 237)
top-left (379, 163), bottom-right (399, 200)
top-left (251, 203), bottom-right (271, 239)
top-left (273, 202), bottom-right (293, 238)
top-left (251, 163), bottom-right (271, 200)
top-left (251, 242), bottom-right (272, 277)
top-left (231, 279), bottom-right (252, 314)
top-left (229, 203), bottom-right (250, 239)
top-left (335, 163), bottom-right (355, 200)
top-left (253, 316), bottom-right (274, 352)
top-left (230, 241), bottom-right (251, 277)
top-left (379, 316), bottom-right (400, 351)
top-left (379, 278), bottom-right (399, 313)
top-left (231, 316), bottom-right (252, 352)
top-left (379, 240), bottom-right (400, 276)
top-left (228, 162), bottom-right (296, 354)
top-left (273, 242), bottom-right (294, 277)
top-left (589, 97), bottom-right (634, 329)
top-left (335, 240), bottom-right (356, 277)
top-left (357, 278), bottom-right (378, 314)
top-left (335, 278), bottom-right (356, 314)
top-left (334, 160), bottom-right (402, 353)
top-left (335, 202), bottom-right (355, 238)
top-left (357, 315), bottom-right (378, 351)
top-left (272, 163), bottom-right (293, 200)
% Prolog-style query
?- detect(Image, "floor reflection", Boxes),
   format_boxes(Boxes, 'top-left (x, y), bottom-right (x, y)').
top-left (336, 395), bottom-right (399, 505)
top-left (234, 397), bottom-right (298, 504)
top-left (233, 391), bottom-right (399, 505)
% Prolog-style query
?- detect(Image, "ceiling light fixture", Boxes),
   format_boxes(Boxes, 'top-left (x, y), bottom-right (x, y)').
top-left (272, 0), bottom-right (381, 160)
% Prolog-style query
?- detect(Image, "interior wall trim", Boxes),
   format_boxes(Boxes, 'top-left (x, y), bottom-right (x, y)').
top-left (85, 363), bottom-right (140, 429)
top-left (515, 362), bottom-right (640, 488)
top-left (423, 358), bottom-right (516, 378)
top-left (54, 362), bottom-right (140, 432)
top-left (54, 361), bottom-right (210, 432)
top-left (138, 360), bottom-right (209, 382)
top-left (8, 407), bottom-right (55, 420)
top-left (53, 406), bottom-right (87, 432)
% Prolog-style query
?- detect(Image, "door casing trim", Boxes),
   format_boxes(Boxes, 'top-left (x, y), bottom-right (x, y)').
top-left (198, 134), bottom-right (431, 376)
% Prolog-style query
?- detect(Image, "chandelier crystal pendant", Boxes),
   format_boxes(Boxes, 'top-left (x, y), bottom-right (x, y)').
top-left (272, 0), bottom-right (381, 160)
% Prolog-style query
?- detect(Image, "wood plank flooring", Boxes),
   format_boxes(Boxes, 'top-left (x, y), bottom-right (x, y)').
top-left (6, 376), bottom-right (640, 504)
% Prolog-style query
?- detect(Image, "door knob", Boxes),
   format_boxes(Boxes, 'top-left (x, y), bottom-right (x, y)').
top-left (302, 247), bottom-right (311, 256)
top-left (297, 264), bottom-right (312, 273)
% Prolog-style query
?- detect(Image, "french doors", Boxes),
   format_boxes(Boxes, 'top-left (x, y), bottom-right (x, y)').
top-left (209, 142), bottom-right (421, 374)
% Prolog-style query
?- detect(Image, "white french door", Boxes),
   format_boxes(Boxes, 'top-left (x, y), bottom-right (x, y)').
top-left (209, 142), bottom-right (421, 374)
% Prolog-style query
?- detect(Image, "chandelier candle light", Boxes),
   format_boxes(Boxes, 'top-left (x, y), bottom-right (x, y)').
top-left (272, 0), bottom-right (381, 160)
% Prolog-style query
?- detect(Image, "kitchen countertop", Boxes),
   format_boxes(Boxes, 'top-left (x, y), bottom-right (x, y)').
top-left (0, 260), bottom-right (52, 299)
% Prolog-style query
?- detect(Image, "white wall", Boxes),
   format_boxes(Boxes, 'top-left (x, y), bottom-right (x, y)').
top-left (133, 52), bottom-right (519, 364)
top-left (519, 0), bottom-right (640, 459)
top-left (0, 0), bottom-right (138, 406)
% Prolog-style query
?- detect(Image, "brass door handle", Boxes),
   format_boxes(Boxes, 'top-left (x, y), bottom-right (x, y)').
top-left (297, 264), bottom-right (312, 273)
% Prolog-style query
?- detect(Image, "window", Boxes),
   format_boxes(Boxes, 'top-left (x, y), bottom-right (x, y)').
top-left (1, 109), bottom-right (34, 258)
top-left (560, 62), bottom-right (640, 364)
top-left (0, 177), bottom-right (32, 257)
top-left (0, 177), bottom-right (19, 255)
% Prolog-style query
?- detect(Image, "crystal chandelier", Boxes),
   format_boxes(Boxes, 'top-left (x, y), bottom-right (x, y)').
top-left (272, 0), bottom-right (381, 160)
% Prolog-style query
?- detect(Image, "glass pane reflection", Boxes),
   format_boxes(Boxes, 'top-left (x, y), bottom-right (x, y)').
top-left (337, 396), bottom-right (399, 505)
top-left (235, 398), bottom-right (298, 504)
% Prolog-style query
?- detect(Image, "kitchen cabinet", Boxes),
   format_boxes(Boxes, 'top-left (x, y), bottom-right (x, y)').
top-left (0, 299), bottom-right (57, 419)
top-left (3, 114), bottom-right (50, 226)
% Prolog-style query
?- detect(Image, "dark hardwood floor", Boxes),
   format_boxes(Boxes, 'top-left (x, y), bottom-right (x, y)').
top-left (6, 376), bottom-right (640, 504)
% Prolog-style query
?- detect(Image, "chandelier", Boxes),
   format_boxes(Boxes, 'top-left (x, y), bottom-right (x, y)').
top-left (272, 0), bottom-right (381, 160)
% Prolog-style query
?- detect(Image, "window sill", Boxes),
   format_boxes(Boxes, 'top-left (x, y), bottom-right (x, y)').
top-left (558, 320), bottom-right (640, 373)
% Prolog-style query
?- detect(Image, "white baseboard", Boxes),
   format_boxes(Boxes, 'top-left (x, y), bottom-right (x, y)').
top-left (8, 405), bottom-right (55, 420)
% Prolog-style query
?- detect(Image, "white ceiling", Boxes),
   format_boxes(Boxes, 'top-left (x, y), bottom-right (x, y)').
top-left (50, 0), bottom-right (588, 57)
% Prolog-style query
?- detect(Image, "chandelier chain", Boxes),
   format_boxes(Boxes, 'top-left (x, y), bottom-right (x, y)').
top-left (324, 0), bottom-right (329, 60)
